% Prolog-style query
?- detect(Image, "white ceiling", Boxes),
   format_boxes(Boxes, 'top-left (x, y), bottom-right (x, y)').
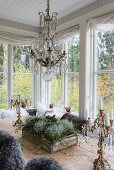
top-left (0, 0), bottom-right (97, 27)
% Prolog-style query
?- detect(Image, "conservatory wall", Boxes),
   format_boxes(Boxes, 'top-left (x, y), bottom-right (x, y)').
top-left (0, 0), bottom-right (114, 119)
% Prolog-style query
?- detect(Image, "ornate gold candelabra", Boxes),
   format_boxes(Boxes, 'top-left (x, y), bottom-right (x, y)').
top-left (85, 110), bottom-right (113, 170)
top-left (10, 93), bottom-right (28, 126)
top-left (14, 94), bottom-right (23, 126)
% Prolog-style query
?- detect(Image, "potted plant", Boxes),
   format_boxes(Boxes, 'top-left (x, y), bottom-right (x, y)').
top-left (22, 115), bottom-right (78, 153)
top-left (49, 103), bottom-right (54, 108)
top-left (65, 106), bottom-right (71, 113)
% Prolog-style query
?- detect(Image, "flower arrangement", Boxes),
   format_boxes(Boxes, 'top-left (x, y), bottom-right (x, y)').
top-left (49, 103), bottom-right (54, 108)
top-left (65, 106), bottom-right (71, 113)
top-left (23, 115), bottom-right (76, 142)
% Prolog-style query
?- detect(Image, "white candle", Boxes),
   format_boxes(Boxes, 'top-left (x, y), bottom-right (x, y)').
top-left (86, 110), bottom-right (88, 120)
top-left (64, 44), bottom-right (65, 51)
top-left (26, 94), bottom-right (27, 100)
top-left (106, 113), bottom-right (110, 126)
top-left (110, 109), bottom-right (113, 120)
top-left (18, 90), bottom-right (20, 95)
top-left (100, 98), bottom-right (103, 110)
top-left (17, 96), bottom-right (19, 102)
top-left (11, 95), bottom-right (13, 100)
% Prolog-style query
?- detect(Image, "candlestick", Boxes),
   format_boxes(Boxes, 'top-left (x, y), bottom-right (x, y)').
top-left (100, 98), bottom-right (103, 110)
top-left (85, 109), bottom-right (112, 169)
top-left (110, 109), bottom-right (113, 120)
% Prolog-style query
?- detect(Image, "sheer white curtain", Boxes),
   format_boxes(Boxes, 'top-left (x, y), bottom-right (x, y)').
top-left (56, 25), bottom-right (79, 42)
top-left (0, 30), bottom-right (37, 45)
top-left (88, 11), bottom-right (114, 32)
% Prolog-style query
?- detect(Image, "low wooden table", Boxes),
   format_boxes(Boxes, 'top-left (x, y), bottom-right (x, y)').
top-left (0, 117), bottom-right (114, 170)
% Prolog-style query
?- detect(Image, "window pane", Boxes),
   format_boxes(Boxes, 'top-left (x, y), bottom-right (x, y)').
top-left (13, 74), bottom-right (33, 106)
top-left (0, 74), bottom-right (7, 109)
top-left (97, 73), bottom-right (114, 112)
top-left (67, 34), bottom-right (80, 72)
top-left (13, 45), bottom-right (33, 106)
top-left (13, 45), bottom-right (32, 73)
top-left (67, 73), bottom-right (79, 114)
top-left (97, 27), bottom-right (114, 71)
top-left (51, 75), bottom-right (61, 108)
top-left (0, 43), bottom-right (7, 73)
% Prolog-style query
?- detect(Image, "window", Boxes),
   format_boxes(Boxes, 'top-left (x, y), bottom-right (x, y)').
top-left (94, 27), bottom-right (114, 113)
top-left (0, 43), bottom-right (7, 109)
top-left (66, 35), bottom-right (80, 114)
top-left (51, 75), bottom-right (61, 108)
top-left (50, 34), bottom-right (80, 112)
top-left (13, 45), bottom-right (33, 106)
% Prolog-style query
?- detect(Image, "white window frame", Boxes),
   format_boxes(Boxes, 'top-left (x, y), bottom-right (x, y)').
top-left (0, 43), bottom-right (8, 109)
top-left (92, 29), bottom-right (114, 118)
top-left (0, 43), bottom-right (34, 109)
top-left (49, 34), bottom-right (80, 113)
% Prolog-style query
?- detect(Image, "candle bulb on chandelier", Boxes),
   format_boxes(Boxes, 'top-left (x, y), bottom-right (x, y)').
top-left (100, 98), bottom-right (103, 110)
top-left (110, 109), bottom-right (113, 120)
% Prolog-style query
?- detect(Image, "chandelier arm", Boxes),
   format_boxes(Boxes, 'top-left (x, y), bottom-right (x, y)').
top-left (51, 55), bottom-right (65, 67)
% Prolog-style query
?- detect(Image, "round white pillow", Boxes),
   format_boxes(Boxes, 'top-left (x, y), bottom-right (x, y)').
top-left (36, 102), bottom-right (46, 117)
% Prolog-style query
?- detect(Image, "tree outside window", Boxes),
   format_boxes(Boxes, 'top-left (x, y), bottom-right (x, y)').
top-left (96, 27), bottom-right (114, 113)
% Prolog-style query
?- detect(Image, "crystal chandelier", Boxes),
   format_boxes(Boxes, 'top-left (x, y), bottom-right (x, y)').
top-left (31, 0), bottom-right (67, 82)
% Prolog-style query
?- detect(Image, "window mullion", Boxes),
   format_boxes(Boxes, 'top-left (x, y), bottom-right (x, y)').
top-left (93, 30), bottom-right (97, 119)
top-left (7, 44), bottom-right (13, 109)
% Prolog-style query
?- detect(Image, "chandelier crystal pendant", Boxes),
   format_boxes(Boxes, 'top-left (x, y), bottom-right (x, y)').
top-left (31, 0), bottom-right (67, 82)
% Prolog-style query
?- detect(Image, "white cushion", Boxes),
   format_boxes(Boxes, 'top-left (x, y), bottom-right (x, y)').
top-left (0, 108), bottom-right (29, 119)
top-left (20, 108), bottom-right (29, 116)
top-left (36, 102), bottom-right (46, 117)
top-left (0, 109), bottom-right (17, 119)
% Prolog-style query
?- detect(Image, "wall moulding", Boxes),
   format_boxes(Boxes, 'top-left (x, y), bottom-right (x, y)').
top-left (57, 0), bottom-right (114, 26)
top-left (56, 1), bottom-right (114, 33)
top-left (0, 17), bottom-right (39, 36)
top-left (0, 25), bottom-right (38, 39)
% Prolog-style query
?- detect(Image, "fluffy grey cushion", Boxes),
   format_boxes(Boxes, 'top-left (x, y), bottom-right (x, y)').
top-left (0, 130), bottom-right (25, 170)
top-left (61, 113), bottom-right (85, 131)
top-left (25, 156), bottom-right (66, 170)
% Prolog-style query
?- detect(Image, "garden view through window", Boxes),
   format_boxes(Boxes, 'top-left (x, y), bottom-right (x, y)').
top-left (66, 34), bottom-right (80, 114)
top-left (96, 27), bottom-right (114, 113)
top-left (0, 43), bottom-right (7, 109)
top-left (13, 45), bottom-right (33, 106)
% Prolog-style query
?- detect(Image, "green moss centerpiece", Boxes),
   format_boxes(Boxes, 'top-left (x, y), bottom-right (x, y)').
top-left (22, 115), bottom-right (78, 153)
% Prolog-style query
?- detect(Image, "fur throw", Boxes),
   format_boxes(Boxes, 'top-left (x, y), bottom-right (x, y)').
top-left (0, 130), bottom-right (25, 170)
top-left (25, 156), bottom-right (66, 170)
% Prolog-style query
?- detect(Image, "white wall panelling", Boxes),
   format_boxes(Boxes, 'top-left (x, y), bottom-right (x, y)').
top-left (0, 0), bottom-right (98, 27)
top-left (79, 21), bottom-right (88, 119)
